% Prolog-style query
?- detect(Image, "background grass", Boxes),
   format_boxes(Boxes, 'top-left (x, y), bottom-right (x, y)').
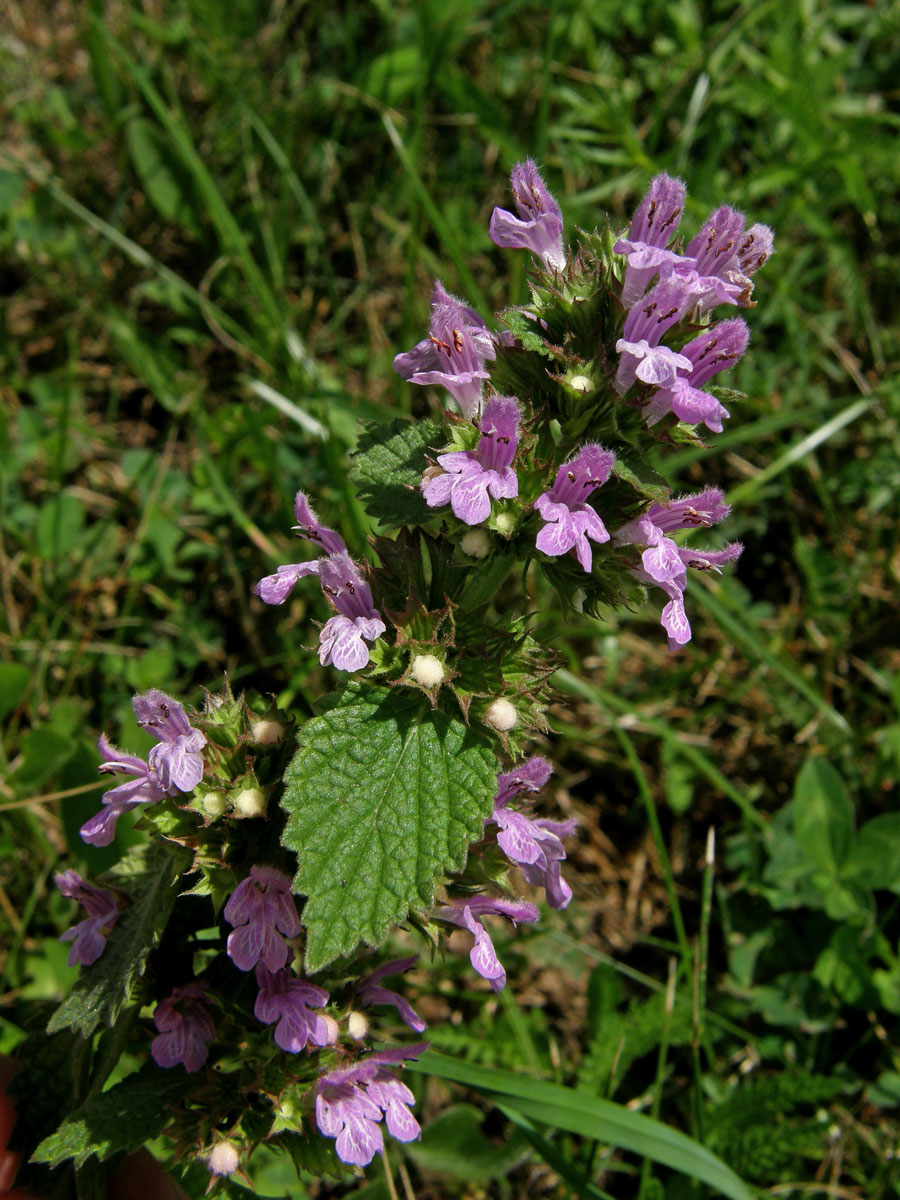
top-left (2, 0), bottom-right (900, 1195)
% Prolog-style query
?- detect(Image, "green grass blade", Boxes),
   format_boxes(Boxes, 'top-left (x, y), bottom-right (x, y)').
top-left (0, 156), bottom-right (260, 358)
top-left (689, 582), bottom-right (851, 734)
top-left (381, 113), bottom-right (491, 315)
top-left (725, 397), bottom-right (873, 508)
top-left (92, 21), bottom-right (284, 333)
top-left (553, 669), bottom-right (769, 831)
top-left (411, 1050), bottom-right (753, 1200)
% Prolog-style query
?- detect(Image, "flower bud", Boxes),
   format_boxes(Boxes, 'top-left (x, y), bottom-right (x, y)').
top-left (410, 654), bottom-right (444, 689)
top-left (233, 787), bottom-right (267, 818)
top-left (460, 528), bottom-right (491, 559)
top-left (346, 1010), bottom-right (369, 1040)
top-left (321, 1014), bottom-right (341, 1045)
top-left (493, 512), bottom-right (516, 536)
top-left (208, 1140), bottom-right (240, 1177)
top-left (568, 373), bottom-right (594, 394)
top-left (250, 718), bottom-right (284, 746)
top-left (201, 791), bottom-right (227, 818)
top-left (484, 698), bottom-right (518, 732)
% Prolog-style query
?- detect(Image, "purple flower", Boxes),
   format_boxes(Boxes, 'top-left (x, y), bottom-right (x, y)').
top-left (614, 173), bottom-right (689, 307)
top-left (292, 491), bottom-right (347, 555)
top-left (433, 895), bottom-right (539, 991)
top-left (254, 492), bottom-right (347, 605)
top-left (357, 956), bottom-right (427, 1033)
top-left (614, 490), bottom-right (742, 648)
top-left (254, 559), bottom-right (322, 605)
top-left (315, 1045), bottom-right (427, 1167)
top-left (489, 159), bottom-right (565, 271)
top-left (643, 318), bottom-right (749, 432)
top-left (224, 865), bottom-right (300, 973)
top-left (254, 965), bottom-right (331, 1053)
top-left (421, 395), bottom-right (520, 525)
top-left (393, 281), bottom-right (497, 419)
top-left (738, 223), bottom-right (775, 276)
top-left (82, 690), bottom-right (204, 846)
top-left (535, 444), bottom-right (615, 572)
top-left (682, 209), bottom-right (775, 309)
top-left (317, 553), bottom-right (387, 672)
top-left (615, 279), bottom-right (696, 394)
top-left (496, 756), bottom-right (553, 802)
top-left (490, 760), bottom-right (577, 911)
top-left (134, 690), bottom-right (206, 793)
top-left (80, 735), bottom-right (167, 847)
top-left (151, 982), bottom-right (215, 1072)
top-left (55, 870), bottom-right (119, 967)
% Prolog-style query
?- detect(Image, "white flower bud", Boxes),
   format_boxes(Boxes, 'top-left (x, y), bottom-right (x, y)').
top-left (320, 1014), bottom-right (341, 1045)
top-left (484, 698), bottom-right (518, 732)
top-left (569, 374), bottom-right (594, 394)
top-left (493, 512), bottom-right (516, 536)
top-left (201, 791), bottom-right (227, 818)
top-left (411, 653), bottom-right (444, 688)
top-left (250, 718), bottom-right (284, 745)
top-left (460, 528), bottom-right (491, 559)
top-left (347, 1010), bottom-right (369, 1040)
top-left (233, 787), bottom-right (267, 818)
top-left (208, 1140), bottom-right (240, 1177)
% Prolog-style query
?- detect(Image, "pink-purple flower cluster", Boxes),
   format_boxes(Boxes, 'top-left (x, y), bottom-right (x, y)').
top-left (422, 395), bottom-right (521, 525)
top-left (224, 865), bottom-right (333, 1055)
top-left (254, 492), bottom-right (386, 672)
top-left (614, 172), bottom-right (773, 434)
top-left (55, 870), bottom-right (120, 967)
top-left (490, 757), bottom-right (577, 910)
top-left (82, 690), bottom-right (206, 847)
top-left (393, 281), bottom-right (498, 419)
top-left (151, 982), bottom-right (216, 1073)
top-left (315, 1044), bottom-right (426, 1167)
top-left (224, 864), bottom-right (301, 971)
top-left (534, 444), bottom-right (615, 573)
top-left (433, 894), bottom-right (539, 992)
top-left (614, 489), bottom-right (742, 649)
top-left (254, 965), bottom-right (332, 1053)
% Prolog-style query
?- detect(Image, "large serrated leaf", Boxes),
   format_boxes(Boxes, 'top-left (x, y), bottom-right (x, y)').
top-left (31, 1063), bottom-right (191, 1168)
top-left (47, 842), bottom-right (191, 1037)
top-left (281, 683), bottom-right (498, 971)
top-left (349, 418), bottom-right (443, 526)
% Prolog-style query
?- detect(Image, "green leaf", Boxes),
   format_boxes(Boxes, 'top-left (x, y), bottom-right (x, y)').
top-left (405, 1104), bottom-right (527, 1180)
top-left (791, 757), bottom-right (854, 873)
top-left (47, 842), bottom-right (191, 1037)
top-left (0, 663), bottom-right (32, 721)
top-left (35, 491), bottom-right (87, 559)
top-left (845, 814), bottom-right (900, 891)
top-left (499, 310), bottom-right (559, 359)
top-left (125, 117), bottom-right (203, 231)
top-left (31, 1062), bottom-right (191, 1168)
top-left (410, 1052), bottom-right (753, 1200)
top-left (281, 683), bottom-right (498, 971)
top-left (363, 46), bottom-right (424, 105)
top-left (612, 456), bottom-right (671, 502)
top-left (349, 418), bottom-right (442, 527)
top-left (12, 726), bottom-right (75, 790)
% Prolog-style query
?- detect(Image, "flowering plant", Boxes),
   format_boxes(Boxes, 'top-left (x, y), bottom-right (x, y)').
top-left (20, 161), bottom-right (771, 1191)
